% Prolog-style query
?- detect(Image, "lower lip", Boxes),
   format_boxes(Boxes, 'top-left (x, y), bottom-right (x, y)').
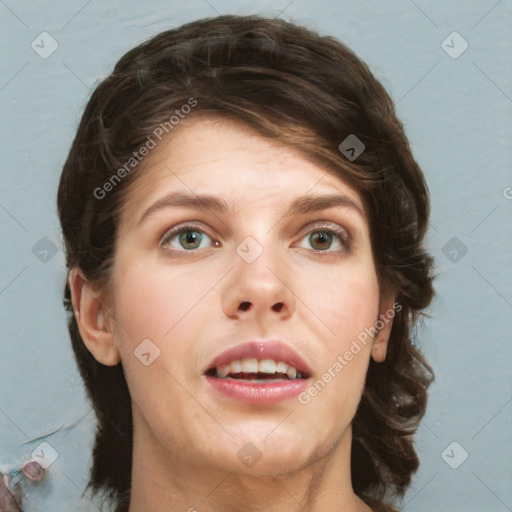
top-left (205, 375), bottom-right (309, 404)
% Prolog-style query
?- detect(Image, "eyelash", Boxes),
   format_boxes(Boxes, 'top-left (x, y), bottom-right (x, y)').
top-left (160, 220), bottom-right (352, 256)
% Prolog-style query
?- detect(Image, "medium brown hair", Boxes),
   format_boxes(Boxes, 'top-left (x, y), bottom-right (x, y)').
top-left (57, 14), bottom-right (434, 511)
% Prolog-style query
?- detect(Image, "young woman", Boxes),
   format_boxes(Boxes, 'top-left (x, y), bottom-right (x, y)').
top-left (57, 15), bottom-right (435, 512)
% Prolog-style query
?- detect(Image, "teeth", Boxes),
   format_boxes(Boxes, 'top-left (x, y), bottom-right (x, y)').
top-left (259, 359), bottom-right (276, 373)
top-left (276, 361), bottom-right (288, 373)
top-left (241, 358), bottom-right (259, 373)
top-left (217, 364), bottom-right (230, 378)
top-left (214, 358), bottom-right (302, 379)
top-left (230, 360), bottom-right (242, 374)
top-left (286, 366), bottom-right (297, 379)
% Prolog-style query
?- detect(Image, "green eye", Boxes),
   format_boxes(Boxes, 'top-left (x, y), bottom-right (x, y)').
top-left (161, 225), bottom-right (214, 251)
top-left (296, 225), bottom-right (351, 254)
top-left (309, 231), bottom-right (335, 250)
top-left (178, 230), bottom-right (205, 250)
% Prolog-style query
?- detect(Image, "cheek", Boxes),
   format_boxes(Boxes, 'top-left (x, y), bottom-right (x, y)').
top-left (297, 263), bottom-right (379, 412)
top-left (112, 261), bottom-right (212, 343)
top-left (110, 260), bottom-right (221, 385)
top-left (110, 263), bottom-right (211, 423)
top-left (304, 262), bottom-right (380, 348)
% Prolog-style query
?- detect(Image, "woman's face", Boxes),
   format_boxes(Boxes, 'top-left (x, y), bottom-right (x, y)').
top-left (102, 115), bottom-right (391, 476)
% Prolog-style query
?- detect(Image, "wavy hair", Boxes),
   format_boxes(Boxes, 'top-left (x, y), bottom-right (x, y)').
top-left (57, 14), bottom-right (435, 511)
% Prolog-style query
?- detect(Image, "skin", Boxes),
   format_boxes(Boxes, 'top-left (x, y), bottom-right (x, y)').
top-left (69, 115), bottom-right (394, 512)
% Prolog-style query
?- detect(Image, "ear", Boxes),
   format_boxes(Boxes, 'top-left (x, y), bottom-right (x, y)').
top-left (371, 295), bottom-right (398, 363)
top-left (68, 268), bottom-right (120, 366)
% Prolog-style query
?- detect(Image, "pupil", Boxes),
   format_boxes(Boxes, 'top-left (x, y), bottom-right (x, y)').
top-left (311, 231), bottom-right (331, 249)
top-left (180, 231), bottom-right (201, 249)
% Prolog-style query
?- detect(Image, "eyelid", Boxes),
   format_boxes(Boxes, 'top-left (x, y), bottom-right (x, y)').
top-left (299, 218), bottom-right (349, 234)
top-left (300, 217), bottom-right (350, 237)
top-left (295, 220), bottom-right (352, 251)
top-left (160, 221), bottom-right (217, 248)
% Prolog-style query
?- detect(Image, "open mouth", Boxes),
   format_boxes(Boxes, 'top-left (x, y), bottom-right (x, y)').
top-left (205, 358), bottom-right (308, 383)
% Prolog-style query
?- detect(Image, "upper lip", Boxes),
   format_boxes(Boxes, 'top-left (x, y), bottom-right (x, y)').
top-left (205, 339), bottom-right (312, 377)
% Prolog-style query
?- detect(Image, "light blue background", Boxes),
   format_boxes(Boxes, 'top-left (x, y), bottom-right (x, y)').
top-left (1, 1), bottom-right (511, 510)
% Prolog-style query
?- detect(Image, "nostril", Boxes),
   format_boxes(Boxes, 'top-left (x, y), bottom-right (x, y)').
top-left (272, 302), bottom-right (284, 312)
top-left (239, 301), bottom-right (252, 311)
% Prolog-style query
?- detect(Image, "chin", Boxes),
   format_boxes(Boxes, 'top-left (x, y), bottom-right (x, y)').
top-left (200, 427), bottom-right (320, 476)
top-left (216, 448), bottom-right (314, 477)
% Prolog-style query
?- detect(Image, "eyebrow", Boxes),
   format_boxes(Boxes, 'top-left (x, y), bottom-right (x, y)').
top-left (136, 191), bottom-right (365, 226)
top-left (137, 192), bottom-right (229, 226)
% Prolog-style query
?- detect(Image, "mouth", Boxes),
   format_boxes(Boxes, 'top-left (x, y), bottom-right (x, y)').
top-left (204, 340), bottom-right (311, 404)
top-left (205, 358), bottom-right (308, 382)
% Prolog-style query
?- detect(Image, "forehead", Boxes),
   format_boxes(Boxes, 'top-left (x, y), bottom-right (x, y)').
top-left (118, 115), bottom-right (365, 229)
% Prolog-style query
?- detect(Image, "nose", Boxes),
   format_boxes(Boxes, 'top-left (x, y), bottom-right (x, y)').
top-left (221, 242), bottom-right (296, 322)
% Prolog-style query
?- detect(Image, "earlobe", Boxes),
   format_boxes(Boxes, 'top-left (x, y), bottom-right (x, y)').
top-left (68, 268), bottom-right (120, 366)
top-left (371, 296), bottom-right (396, 363)
top-left (371, 338), bottom-right (388, 363)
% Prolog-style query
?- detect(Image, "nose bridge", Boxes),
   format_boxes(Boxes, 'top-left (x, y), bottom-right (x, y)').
top-left (235, 232), bottom-right (286, 290)
top-left (221, 230), bottom-right (296, 319)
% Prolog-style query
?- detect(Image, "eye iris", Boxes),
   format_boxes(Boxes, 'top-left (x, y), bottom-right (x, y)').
top-left (179, 231), bottom-right (202, 249)
top-left (310, 231), bottom-right (332, 250)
